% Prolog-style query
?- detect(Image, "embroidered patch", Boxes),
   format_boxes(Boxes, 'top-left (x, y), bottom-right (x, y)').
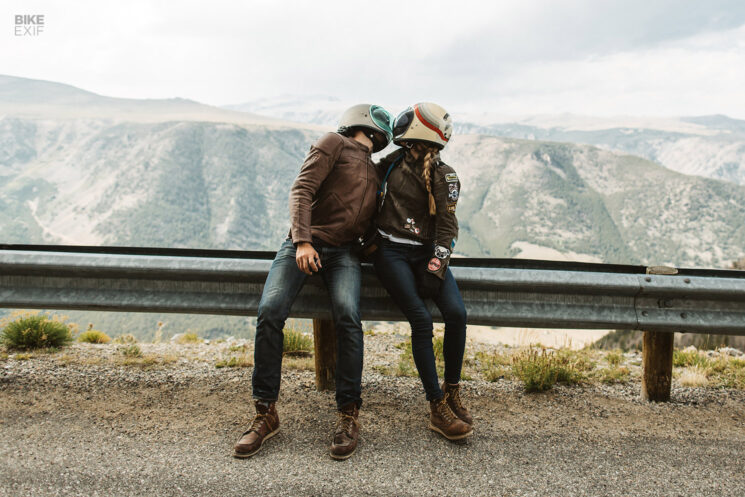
top-left (427, 258), bottom-right (442, 272)
top-left (447, 203), bottom-right (457, 213)
top-left (403, 217), bottom-right (420, 235)
top-left (448, 183), bottom-right (459, 201)
top-left (434, 245), bottom-right (450, 259)
top-left (445, 173), bottom-right (458, 183)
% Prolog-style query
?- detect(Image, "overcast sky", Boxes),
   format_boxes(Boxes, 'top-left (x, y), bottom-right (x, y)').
top-left (3, 0), bottom-right (745, 118)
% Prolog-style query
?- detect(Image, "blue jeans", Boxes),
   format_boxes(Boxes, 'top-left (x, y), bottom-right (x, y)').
top-left (252, 238), bottom-right (364, 409)
top-left (373, 239), bottom-right (467, 401)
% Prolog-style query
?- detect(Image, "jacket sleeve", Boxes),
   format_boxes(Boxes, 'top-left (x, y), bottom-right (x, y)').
top-left (426, 163), bottom-right (461, 280)
top-left (289, 132), bottom-right (344, 244)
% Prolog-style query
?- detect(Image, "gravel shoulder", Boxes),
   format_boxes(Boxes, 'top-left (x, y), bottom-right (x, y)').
top-left (1, 336), bottom-right (745, 497)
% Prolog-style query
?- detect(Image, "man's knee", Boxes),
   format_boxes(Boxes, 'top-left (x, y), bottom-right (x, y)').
top-left (257, 295), bottom-right (287, 328)
top-left (332, 298), bottom-right (361, 326)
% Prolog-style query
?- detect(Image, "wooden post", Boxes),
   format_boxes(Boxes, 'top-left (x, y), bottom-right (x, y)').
top-left (641, 331), bottom-right (674, 402)
top-left (312, 318), bottom-right (336, 391)
top-left (640, 264), bottom-right (678, 402)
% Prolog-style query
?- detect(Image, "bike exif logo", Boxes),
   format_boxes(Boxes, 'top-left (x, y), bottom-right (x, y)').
top-left (15, 15), bottom-right (45, 36)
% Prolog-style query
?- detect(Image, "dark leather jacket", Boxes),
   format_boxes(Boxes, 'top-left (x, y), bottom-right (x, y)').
top-left (375, 148), bottom-right (461, 279)
top-left (289, 132), bottom-right (379, 246)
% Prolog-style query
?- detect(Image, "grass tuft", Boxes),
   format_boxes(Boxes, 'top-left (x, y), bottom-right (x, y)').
top-left (113, 334), bottom-right (138, 344)
top-left (215, 355), bottom-right (253, 368)
top-left (119, 344), bottom-right (142, 358)
top-left (605, 350), bottom-right (624, 368)
top-left (475, 351), bottom-right (511, 382)
top-left (283, 328), bottom-right (313, 356)
top-left (679, 366), bottom-right (710, 387)
top-left (78, 325), bottom-right (111, 344)
top-left (174, 332), bottom-right (202, 344)
top-left (673, 349), bottom-right (710, 368)
top-left (597, 366), bottom-right (631, 384)
top-left (1, 312), bottom-right (73, 350)
top-left (511, 347), bottom-right (584, 392)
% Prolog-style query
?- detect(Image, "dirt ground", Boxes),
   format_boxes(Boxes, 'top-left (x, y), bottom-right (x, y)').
top-left (2, 353), bottom-right (744, 497)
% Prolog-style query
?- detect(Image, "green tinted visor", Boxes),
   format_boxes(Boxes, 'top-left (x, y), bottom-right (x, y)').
top-left (369, 105), bottom-right (394, 139)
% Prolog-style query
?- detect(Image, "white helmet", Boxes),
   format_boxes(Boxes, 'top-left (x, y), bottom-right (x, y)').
top-left (337, 104), bottom-right (394, 152)
top-left (393, 102), bottom-right (453, 149)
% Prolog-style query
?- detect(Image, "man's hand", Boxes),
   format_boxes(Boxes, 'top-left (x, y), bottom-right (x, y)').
top-left (296, 242), bottom-right (321, 275)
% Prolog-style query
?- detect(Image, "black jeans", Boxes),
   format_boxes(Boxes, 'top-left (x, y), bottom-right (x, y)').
top-left (252, 238), bottom-right (364, 409)
top-left (373, 239), bottom-right (467, 401)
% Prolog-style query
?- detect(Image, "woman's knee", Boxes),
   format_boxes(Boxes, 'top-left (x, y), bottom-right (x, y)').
top-left (442, 303), bottom-right (467, 329)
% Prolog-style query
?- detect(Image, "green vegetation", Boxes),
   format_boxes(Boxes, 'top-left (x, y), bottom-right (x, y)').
top-left (605, 349), bottom-right (624, 368)
top-left (216, 355), bottom-right (253, 368)
top-left (283, 328), bottom-right (313, 356)
top-left (113, 334), bottom-right (138, 344)
top-left (474, 350), bottom-right (511, 382)
top-left (673, 348), bottom-right (711, 368)
top-left (391, 334), bottom-right (446, 378)
top-left (174, 332), bottom-right (202, 344)
top-left (119, 344), bottom-right (142, 358)
top-left (511, 347), bottom-right (585, 392)
top-left (597, 366), bottom-right (631, 384)
top-left (0, 311), bottom-right (73, 350)
top-left (78, 325), bottom-right (111, 344)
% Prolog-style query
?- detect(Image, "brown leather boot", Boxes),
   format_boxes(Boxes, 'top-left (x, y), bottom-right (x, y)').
top-left (442, 382), bottom-right (473, 425)
top-left (329, 403), bottom-right (360, 460)
top-left (233, 400), bottom-right (280, 458)
top-left (429, 393), bottom-right (472, 441)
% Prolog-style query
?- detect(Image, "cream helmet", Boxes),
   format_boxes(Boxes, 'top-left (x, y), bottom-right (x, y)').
top-left (392, 102), bottom-right (453, 149)
top-left (337, 104), bottom-right (394, 153)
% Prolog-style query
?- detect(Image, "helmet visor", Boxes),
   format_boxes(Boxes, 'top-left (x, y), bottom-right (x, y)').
top-left (393, 107), bottom-right (414, 139)
top-left (369, 105), bottom-right (393, 136)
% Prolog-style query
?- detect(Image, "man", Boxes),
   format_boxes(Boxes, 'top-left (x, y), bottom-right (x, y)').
top-left (233, 104), bottom-right (394, 460)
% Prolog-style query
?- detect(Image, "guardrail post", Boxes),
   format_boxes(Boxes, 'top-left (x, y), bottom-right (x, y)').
top-left (641, 331), bottom-right (674, 402)
top-left (640, 266), bottom-right (677, 402)
top-left (312, 318), bottom-right (336, 391)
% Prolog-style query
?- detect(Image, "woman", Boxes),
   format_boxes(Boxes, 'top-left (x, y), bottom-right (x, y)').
top-left (373, 102), bottom-right (472, 441)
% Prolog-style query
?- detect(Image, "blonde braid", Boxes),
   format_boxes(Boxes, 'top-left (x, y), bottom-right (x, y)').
top-left (418, 144), bottom-right (438, 215)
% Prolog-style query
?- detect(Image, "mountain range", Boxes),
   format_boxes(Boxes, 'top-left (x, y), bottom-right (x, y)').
top-left (230, 96), bottom-right (745, 186)
top-left (2, 75), bottom-right (744, 268)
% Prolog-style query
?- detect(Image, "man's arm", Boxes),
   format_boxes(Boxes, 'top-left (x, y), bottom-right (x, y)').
top-left (289, 132), bottom-right (344, 244)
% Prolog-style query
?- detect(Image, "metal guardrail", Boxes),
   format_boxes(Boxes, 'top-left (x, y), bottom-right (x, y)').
top-left (2, 245), bottom-right (745, 335)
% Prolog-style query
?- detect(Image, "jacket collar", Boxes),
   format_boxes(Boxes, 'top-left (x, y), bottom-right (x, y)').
top-left (339, 133), bottom-right (372, 155)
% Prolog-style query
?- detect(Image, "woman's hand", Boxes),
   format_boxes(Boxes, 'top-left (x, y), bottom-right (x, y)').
top-left (415, 264), bottom-right (442, 298)
top-left (296, 242), bottom-right (321, 275)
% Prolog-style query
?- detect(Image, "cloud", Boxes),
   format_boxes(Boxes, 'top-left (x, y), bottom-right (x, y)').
top-left (1, 0), bottom-right (744, 117)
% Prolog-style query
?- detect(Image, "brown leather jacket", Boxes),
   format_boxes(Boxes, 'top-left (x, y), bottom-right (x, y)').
top-left (375, 148), bottom-right (461, 279)
top-left (289, 132), bottom-right (379, 246)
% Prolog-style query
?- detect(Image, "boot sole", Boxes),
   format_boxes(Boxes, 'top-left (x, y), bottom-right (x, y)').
top-left (429, 423), bottom-right (473, 441)
top-left (329, 445), bottom-right (357, 461)
top-left (233, 427), bottom-right (279, 458)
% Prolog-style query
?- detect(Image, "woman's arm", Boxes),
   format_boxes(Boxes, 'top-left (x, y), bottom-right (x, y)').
top-left (427, 163), bottom-right (460, 279)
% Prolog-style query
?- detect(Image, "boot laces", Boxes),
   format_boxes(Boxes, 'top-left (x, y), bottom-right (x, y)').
top-left (248, 413), bottom-right (269, 433)
top-left (438, 394), bottom-right (457, 423)
top-left (336, 411), bottom-right (356, 435)
top-left (448, 385), bottom-right (464, 411)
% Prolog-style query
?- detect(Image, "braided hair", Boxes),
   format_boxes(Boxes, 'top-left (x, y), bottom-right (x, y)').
top-left (413, 143), bottom-right (440, 215)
